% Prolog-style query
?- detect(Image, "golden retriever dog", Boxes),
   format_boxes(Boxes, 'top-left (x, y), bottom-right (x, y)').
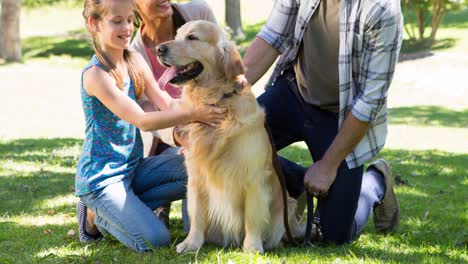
top-left (156, 20), bottom-right (304, 253)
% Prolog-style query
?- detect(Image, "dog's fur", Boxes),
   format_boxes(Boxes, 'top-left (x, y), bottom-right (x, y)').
top-left (157, 20), bottom-right (304, 253)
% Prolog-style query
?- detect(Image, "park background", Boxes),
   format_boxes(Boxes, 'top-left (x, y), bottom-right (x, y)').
top-left (0, 0), bottom-right (467, 263)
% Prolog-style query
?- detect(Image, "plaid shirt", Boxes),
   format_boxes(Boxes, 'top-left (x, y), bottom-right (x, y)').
top-left (258, 0), bottom-right (403, 168)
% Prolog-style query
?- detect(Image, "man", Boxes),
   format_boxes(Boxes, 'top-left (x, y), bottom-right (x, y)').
top-left (243, 0), bottom-right (403, 243)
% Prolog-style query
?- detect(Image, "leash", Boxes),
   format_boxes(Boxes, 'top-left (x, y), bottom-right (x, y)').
top-left (264, 122), bottom-right (324, 246)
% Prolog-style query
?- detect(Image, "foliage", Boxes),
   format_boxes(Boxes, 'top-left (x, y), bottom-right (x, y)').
top-left (22, 0), bottom-right (80, 8)
top-left (402, 0), bottom-right (468, 47)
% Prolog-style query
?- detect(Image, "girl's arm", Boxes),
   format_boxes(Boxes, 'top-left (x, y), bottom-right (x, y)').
top-left (83, 66), bottom-right (225, 131)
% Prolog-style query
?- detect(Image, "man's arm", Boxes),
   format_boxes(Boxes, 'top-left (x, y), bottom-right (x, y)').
top-left (243, 37), bottom-right (280, 86)
top-left (243, 0), bottom-right (298, 85)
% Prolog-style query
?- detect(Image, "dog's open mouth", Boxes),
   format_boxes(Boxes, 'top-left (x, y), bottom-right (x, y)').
top-left (159, 61), bottom-right (204, 89)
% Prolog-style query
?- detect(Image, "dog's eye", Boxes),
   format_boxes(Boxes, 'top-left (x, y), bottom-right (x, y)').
top-left (186, 34), bottom-right (199, 41)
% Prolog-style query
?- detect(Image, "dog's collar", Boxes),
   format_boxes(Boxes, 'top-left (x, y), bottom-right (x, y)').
top-left (220, 89), bottom-right (239, 100)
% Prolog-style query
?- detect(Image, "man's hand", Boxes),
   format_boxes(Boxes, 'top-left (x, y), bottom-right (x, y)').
top-left (303, 159), bottom-right (338, 197)
top-left (304, 112), bottom-right (371, 197)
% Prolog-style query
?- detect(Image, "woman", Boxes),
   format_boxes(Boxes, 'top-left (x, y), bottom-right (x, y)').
top-left (132, 0), bottom-right (217, 150)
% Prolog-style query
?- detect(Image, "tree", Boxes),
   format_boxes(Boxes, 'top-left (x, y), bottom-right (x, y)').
top-left (402, 0), bottom-right (468, 46)
top-left (225, 0), bottom-right (245, 39)
top-left (0, 3), bottom-right (3, 60)
top-left (1, 0), bottom-right (21, 62)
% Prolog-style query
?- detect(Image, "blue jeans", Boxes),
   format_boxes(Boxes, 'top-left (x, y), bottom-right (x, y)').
top-left (258, 70), bottom-right (384, 244)
top-left (80, 147), bottom-right (188, 252)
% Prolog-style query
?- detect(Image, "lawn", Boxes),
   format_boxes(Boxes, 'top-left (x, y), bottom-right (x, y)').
top-left (0, 139), bottom-right (466, 263)
top-left (0, 3), bottom-right (467, 264)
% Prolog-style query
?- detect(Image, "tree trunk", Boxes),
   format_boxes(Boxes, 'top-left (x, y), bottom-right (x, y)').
top-left (225, 0), bottom-right (245, 39)
top-left (428, 0), bottom-right (446, 46)
top-left (0, 4), bottom-right (3, 59)
top-left (415, 8), bottom-right (426, 41)
top-left (1, 0), bottom-right (21, 62)
top-left (402, 0), bottom-right (416, 40)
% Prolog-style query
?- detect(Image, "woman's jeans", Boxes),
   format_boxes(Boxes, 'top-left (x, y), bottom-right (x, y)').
top-left (257, 70), bottom-right (385, 244)
top-left (80, 147), bottom-right (188, 252)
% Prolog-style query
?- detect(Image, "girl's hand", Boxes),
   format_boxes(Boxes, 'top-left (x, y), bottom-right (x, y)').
top-left (191, 105), bottom-right (227, 127)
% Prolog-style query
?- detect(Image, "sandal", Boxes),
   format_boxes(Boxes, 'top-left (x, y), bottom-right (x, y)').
top-left (77, 200), bottom-right (102, 242)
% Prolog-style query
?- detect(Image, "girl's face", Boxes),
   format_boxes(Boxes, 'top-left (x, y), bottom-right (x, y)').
top-left (135, 0), bottom-right (173, 21)
top-left (95, 0), bottom-right (134, 51)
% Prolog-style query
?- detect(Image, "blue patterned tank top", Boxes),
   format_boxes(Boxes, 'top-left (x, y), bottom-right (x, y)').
top-left (75, 55), bottom-right (143, 196)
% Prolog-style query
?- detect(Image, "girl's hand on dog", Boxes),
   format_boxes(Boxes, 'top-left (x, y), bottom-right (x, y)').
top-left (191, 105), bottom-right (227, 127)
top-left (171, 99), bottom-right (227, 127)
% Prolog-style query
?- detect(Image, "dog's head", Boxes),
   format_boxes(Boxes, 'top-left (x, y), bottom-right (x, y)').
top-left (156, 20), bottom-right (245, 90)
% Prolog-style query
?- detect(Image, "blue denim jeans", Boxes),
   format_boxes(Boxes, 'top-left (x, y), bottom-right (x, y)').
top-left (258, 69), bottom-right (384, 244)
top-left (80, 147), bottom-right (188, 252)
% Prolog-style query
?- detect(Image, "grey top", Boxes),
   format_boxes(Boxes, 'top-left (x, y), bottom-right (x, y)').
top-left (294, 0), bottom-right (340, 112)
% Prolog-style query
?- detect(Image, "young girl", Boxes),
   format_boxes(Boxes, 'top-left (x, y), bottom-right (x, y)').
top-left (76, 0), bottom-right (226, 252)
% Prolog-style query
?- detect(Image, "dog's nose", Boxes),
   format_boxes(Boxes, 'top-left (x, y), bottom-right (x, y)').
top-left (157, 44), bottom-right (168, 56)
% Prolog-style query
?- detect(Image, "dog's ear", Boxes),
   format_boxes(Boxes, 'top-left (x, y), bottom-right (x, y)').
top-left (221, 42), bottom-right (245, 81)
top-left (233, 74), bottom-right (248, 92)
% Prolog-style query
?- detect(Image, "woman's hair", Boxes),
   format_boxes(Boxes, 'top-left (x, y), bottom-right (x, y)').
top-left (83, 0), bottom-right (144, 99)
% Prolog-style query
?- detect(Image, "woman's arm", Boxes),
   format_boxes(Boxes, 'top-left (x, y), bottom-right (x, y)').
top-left (132, 51), bottom-right (175, 112)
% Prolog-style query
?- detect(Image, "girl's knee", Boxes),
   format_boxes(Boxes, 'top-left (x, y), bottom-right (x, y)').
top-left (139, 226), bottom-right (171, 250)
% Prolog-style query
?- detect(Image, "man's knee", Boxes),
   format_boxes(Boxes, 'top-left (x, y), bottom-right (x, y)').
top-left (322, 231), bottom-right (352, 245)
top-left (322, 221), bottom-right (356, 245)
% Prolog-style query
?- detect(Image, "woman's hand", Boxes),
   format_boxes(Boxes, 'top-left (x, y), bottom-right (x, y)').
top-left (174, 126), bottom-right (190, 149)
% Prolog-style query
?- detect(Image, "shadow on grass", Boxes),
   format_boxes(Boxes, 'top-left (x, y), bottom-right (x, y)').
top-left (0, 138), bottom-right (466, 263)
top-left (400, 38), bottom-right (457, 55)
top-left (0, 138), bottom-right (82, 214)
top-left (388, 106), bottom-right (468, 128)
top-left (0, 138), bottom-right (82, 165)
top-left (0, 221), bottom-right (91, 263)
top-left (22, 30), bottom-right (93, 60)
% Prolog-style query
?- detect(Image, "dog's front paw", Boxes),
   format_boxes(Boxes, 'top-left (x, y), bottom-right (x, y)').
top-left (243, 237), bottom-right (264, 254)
top-left (176, 236), bottom-right (204, 253)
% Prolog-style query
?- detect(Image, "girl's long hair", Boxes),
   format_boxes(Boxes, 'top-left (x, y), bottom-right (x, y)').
top-left (83, 0), bottom-right (144, 99)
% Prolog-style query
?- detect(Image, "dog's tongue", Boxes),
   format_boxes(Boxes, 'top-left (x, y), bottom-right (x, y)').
top-left (158, 66), bottom-right (177, 90)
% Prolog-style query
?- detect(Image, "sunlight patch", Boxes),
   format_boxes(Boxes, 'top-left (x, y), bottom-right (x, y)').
top-left (36, 244), bottom-right (96, 261)
top-left (10, 214), bottom-right (75, 227)
top-left (398, 187), bottom-right (429, 198)
top-left (0, 160), bottom-right (74, 176)
top-left (36, 194), bottom-right (78, 210)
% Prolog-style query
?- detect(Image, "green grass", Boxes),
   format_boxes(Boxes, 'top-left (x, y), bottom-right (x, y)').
top-left (0, 138), bottom-right (466, 263)
top-left (388, 106), bottom-right (468, 128)
top-left (18, 28), bottom-right (91, 68)
top-left (22, 30), bottom-right (92, 61)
